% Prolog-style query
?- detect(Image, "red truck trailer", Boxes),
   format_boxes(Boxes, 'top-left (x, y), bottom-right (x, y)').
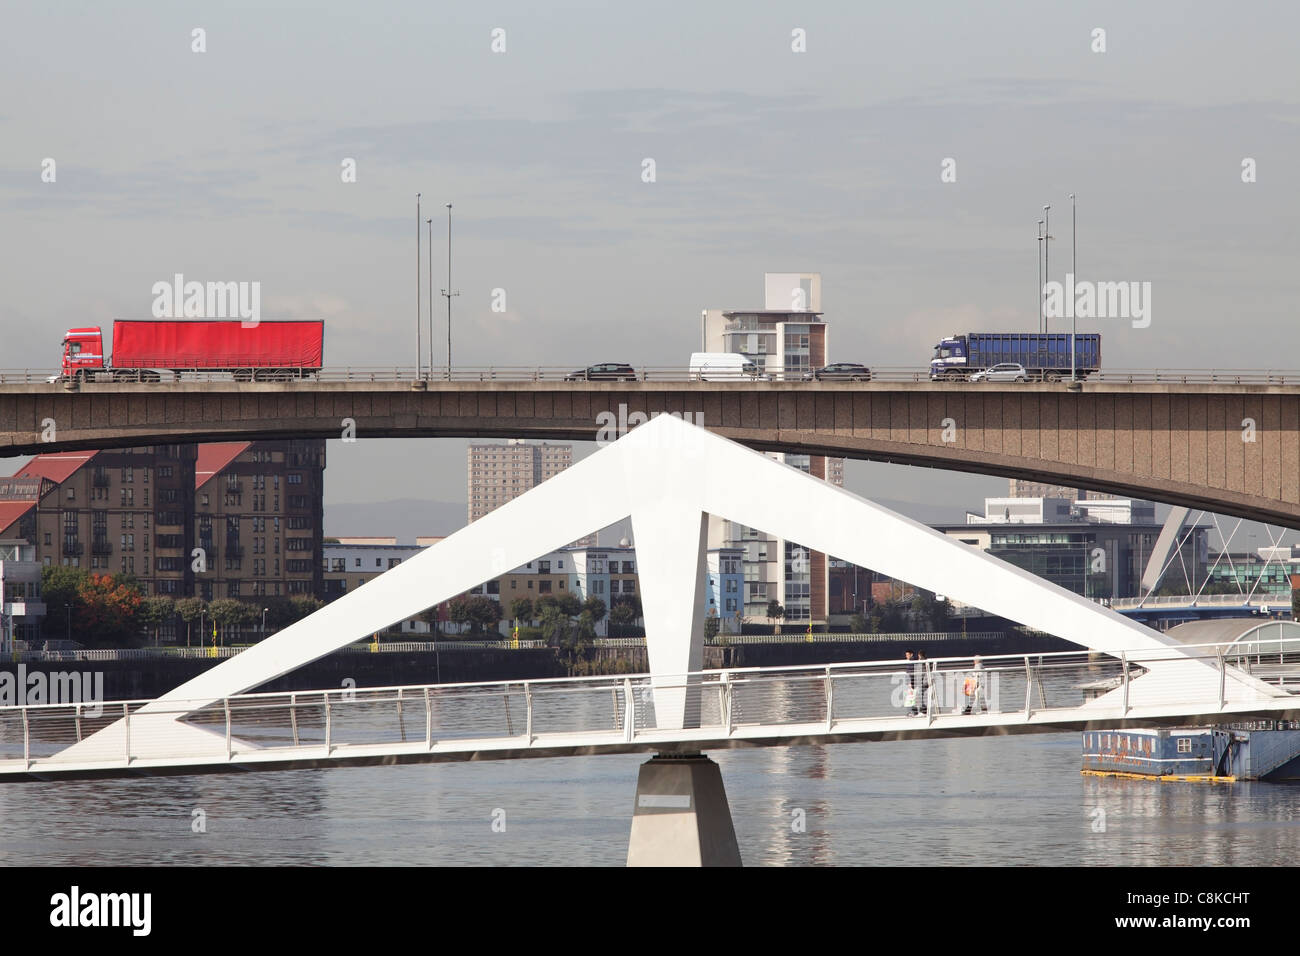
top-left (56, 320), bottom-right (324, 382)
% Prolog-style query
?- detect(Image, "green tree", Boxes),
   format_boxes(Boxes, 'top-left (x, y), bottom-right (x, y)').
top-left (290, 595), bottom-right (324, 621)
top-left (571, 610), bottom-right (597, 658)
top-left (704, 616), bottom-right (720, 642)
top-left (538, 603), bottom-right (570, 647)
top-left (465, 595), bottom-right (502, 636)
top-left (556, 592), bottom-right (583, 618)
top-left (849, 612), bottom-right (869, 634)
top-left (767, 600), bottom-right (785, 634)
top-left (138, 596), bottom-right (175, 646)
top-left (206, 598), bottom-right (246, 645)
top-left (582, 596), bottom-right (607, 626)
top-left (262, 596), bottom-right (296, 631)
top-left (175, 597), bottom-right (206, 647)
top-left (609, 602), bottom-right (636, 636)
top-left (509, 597), bottom-right (534, 626)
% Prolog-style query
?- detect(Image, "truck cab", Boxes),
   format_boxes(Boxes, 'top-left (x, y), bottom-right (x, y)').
top-left (59, 327), bottom-right (106, 381)
top-left (929, 336), bottom-right (968, 380)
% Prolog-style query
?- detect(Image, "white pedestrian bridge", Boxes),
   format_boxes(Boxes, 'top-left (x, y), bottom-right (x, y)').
top-left (7, 415), bottom-right (1297, 863)
top-left (2, 638), bottom-right (1297, 781)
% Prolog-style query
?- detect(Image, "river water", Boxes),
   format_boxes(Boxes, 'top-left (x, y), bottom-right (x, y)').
top-left (2, 733), bottom-right (1298, 865)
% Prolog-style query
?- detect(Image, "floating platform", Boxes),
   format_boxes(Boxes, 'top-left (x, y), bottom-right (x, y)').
top-left (1082, 721), bottom-right (1300, 781)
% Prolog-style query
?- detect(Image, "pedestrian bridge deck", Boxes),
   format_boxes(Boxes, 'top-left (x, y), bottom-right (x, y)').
top-left (2, 642), bottom-right (1298, 781)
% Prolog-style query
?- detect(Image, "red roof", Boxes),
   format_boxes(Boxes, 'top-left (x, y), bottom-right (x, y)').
top-left (196, 442), bottom-right (251, 489)
top-left (16, 451), bottom-right (98, 484)
top-left (0, 501), bottom-right (35, 537)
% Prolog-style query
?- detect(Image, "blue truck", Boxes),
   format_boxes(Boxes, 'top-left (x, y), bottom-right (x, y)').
top-left (929, 332), bottom-right (1101, 382)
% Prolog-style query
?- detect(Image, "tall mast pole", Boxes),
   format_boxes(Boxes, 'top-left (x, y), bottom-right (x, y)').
top-left (416, 193), bottom-right (422, 380)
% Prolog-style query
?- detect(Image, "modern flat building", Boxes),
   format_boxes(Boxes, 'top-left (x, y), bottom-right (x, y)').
top-left (940, 496), bottom-right (1205, 601)
top-left (194, 440), bottom-right (327, 601)
top-left (0, 446), bottom-right (199, 598)
top-left (322, 538), bottom-right (430, 633)
top-left (0, 539), bottom-right (45, 651)
top-left (0, 441), bottom-right (327, 617)
top-left (700, 273), bottom-right (844, 625)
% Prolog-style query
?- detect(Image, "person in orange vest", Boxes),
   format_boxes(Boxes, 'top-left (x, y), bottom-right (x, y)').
top-left (962, 656), bottom-right (985, 715)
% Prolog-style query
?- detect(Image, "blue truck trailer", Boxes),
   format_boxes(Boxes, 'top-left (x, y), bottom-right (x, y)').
top-left (929, 332), bottom-right (1101, 381)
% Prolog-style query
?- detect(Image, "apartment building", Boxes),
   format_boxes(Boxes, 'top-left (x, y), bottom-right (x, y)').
top-left (699, 272), bottom-right (845, 624)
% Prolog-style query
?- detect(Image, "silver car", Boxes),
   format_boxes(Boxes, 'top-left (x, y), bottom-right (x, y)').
top-left (969, 363), bottom-right (1028, 383)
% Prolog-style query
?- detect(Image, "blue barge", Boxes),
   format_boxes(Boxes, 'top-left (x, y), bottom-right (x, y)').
top-left (1082, 722), bottom-right (1300, 781)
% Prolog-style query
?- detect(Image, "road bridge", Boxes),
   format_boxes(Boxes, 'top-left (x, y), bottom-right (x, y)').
top-left (3, 370), bottom-right (1300, 525)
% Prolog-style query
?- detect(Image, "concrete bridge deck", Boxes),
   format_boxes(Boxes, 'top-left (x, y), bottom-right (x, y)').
top-left (4, 372), bottom-right (1300, 524)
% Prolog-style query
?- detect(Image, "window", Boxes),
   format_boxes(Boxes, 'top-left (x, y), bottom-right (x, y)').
top-left (1177, 738), bottom-right (1192, 754)
top-left (355, 558), bottom-right (361, 567)
top-left (66, 487), bottom-right (75, 500)
top-left (539, 581), bottom-right (552, 593)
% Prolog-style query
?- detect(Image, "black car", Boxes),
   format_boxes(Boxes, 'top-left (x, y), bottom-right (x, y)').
top-left (565, 362), bottom-right (638, 382)
top-left (803, 362), bottom-right (872, 382)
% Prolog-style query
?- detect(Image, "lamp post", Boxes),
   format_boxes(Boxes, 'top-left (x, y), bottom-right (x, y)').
top-left (199, 608), bottom-right (205, 649)
top-left (1043, 205), bottom-right (1053, 335)
top-left (262, 606), bottom-right (269, 636)
top-left (1069, 193), bottom-right (1077, 382)
top-left (1037, 219), bottom-right (1045, 333)
top-left (427, 217), bottom-right (434, 378)
top-left (416, 193), bottom-right (422, 380)
top-left (64, 603), bottom-right (70, 643)
top-left (441, 203), bottom-right (459, 380)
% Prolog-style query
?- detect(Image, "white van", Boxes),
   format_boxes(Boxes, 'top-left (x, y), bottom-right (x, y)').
top-left (689, 352), bottom-right (769, 381)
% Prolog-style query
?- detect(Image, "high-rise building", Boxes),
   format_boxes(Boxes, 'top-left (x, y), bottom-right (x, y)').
top-left (699, 272), bottom-right (844, 625)
top-left (468, 439), bottom-right (574, 523)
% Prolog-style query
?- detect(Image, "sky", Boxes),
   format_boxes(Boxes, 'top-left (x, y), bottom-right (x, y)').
top-left (2, 1), bottom-right (1298, 539)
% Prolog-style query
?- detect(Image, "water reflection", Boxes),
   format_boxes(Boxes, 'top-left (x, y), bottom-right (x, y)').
top-left (1, 734), bottom-right (1296, 865)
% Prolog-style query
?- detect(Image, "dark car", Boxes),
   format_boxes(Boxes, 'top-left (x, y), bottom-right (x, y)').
top-left (565, 362), bottom-right (638, 382)
top-left (803, 362), bottom-right (873, 382)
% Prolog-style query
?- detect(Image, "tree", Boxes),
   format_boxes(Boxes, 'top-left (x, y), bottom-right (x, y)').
top-left (448, 596), bottom-right (472, 634)
top-left (556, 592), bottom-right (583, 618)
top-left (262, 596), bottom-right (296, 631)
top-left (138, 596), bottom-right (175, 646)
top-left (206, 599), bottom-right (246, 645)
top-left (74, 572), bottom-right (144, 647)
top-left (767, 600), bottom-right (785, 634)
top-left (849, 612), bottom-right (869, 634)
top-left (571, 610), bottom-right (597, 657)
top-left (509, 597), bottom-right (534, 626)
top-left (538, 603), bottom-right (570, 647)
top-left (290, 595), bottom-right (324, 622)
top-left (582, 596), bottom-right (607, 626)
top-left (175, 597), bottom-right (206, 647)
top-left (704, 616), bottom-right (720, 642)
top-left (609, 602), bottom-right (636, 635)
top-left (466, 596), bottom-right (502, 636)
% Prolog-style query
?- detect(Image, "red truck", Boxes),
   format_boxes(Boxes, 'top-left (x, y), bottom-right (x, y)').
top-left (54, 320), bottom-right (325, 383)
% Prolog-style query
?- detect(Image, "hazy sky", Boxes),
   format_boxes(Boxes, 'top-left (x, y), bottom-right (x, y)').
top-left (3, 1), bottom-right (1298, 536)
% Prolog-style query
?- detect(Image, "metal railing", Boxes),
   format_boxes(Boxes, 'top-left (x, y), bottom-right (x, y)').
top-left (2, 637), bottom-right (1296, 775)
top-left (8, 366), bottom-right (1300, 387)
top-left (1106, 593), bottom-right (1291, 610)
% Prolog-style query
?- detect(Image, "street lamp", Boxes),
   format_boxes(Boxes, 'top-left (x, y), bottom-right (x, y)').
top-left (1069, 193), bottom-right (1077, 381)
top-left (416, 193), bottom-right (422, 381)
top-left (262, 607), bottom-right (269, 635)
top-left (1043, 204), bottom-right (1052, 335)
top-left (441, 202), bottom-right (459, 380)
top-left (1037, 219), bottom-right (1045, 333)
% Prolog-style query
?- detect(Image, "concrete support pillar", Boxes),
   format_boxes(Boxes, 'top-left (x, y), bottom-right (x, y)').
top-left (626, 753), bottom-right (742, 867)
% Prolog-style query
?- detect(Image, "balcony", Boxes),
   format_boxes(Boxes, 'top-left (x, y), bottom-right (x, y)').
top-left (92, 472), bottom-right (111, 488)
top-left (225, 544), bottom-right (244, 559)
top-left (62, 541), bottom-right (83, 557)
top-left (91, 539), bottom-right (113, 556)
